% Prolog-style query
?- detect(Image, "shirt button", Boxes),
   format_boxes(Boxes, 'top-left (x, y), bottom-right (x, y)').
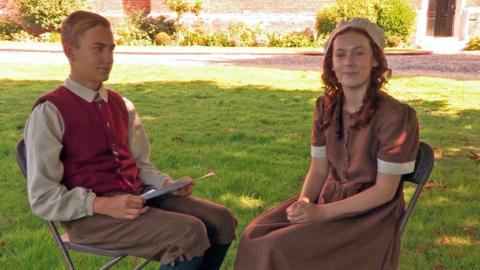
top-left (112, 151), bottom-right (119, 156)
top-left (111, 143), bottom-right (116, 148)
top-left (117, 168), bottom-right (121, 174)
top-left (106, 122), bottom-right (110, 128)
top-left (97, 103), bottom-right (102, 108)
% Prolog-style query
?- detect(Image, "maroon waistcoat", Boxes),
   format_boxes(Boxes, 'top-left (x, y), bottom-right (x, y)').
top-left (38, 86), bottom-right (144, 195)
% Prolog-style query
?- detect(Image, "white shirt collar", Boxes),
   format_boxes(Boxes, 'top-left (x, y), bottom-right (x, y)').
top-left (63, 78), bottom-right (108, 102)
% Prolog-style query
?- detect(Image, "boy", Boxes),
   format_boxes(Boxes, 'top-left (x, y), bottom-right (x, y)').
top-left (24, 10), bottom-right (236, 270)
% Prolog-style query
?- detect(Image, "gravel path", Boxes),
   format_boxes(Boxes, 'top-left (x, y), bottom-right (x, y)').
top-left (1, 49), bottom-right (479, 80)
top-left (212, 53), bottom-right (480, 80)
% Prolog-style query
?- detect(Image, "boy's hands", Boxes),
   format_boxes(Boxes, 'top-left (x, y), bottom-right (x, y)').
top-left (93, 194), bottom-right (149, 220)
top-left (92, 176), bottom-right (195, 219)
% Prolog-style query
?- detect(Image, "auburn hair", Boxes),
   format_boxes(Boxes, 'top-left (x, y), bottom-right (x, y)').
top-left (320, 27), bottom-right (391, 140)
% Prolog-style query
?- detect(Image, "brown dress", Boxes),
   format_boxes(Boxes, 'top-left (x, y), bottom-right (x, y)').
top-left (235, 91), bottom-right (419, 270)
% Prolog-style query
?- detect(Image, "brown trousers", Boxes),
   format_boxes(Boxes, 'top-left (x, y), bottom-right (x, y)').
top-left (62, 195), bottom-right (237, 264)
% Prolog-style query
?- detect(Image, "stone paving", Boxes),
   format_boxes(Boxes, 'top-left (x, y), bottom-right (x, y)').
top-left (210, 53), bottom-right (480, 80)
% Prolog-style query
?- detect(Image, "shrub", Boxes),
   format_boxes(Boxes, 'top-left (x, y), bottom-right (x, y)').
top-left (15, 0), bottom-right (87, 33)
top-left (128, 10), bottom-right (176, 39)
top-left (464, 35), bottom-right (480, 50)
top-left (179, 26), bottom-right (207, 46)
top-left (376, 0), bottom-right (416, 42)
top-left (227, 22), bottom-right (264, 46)
top-left (335, 0), bottom-right (377, 22)
top-left (205, 31), bottom-right (232, 47)
top-left (250, 35), bottom-right (270, 47)
top-left (316, 0), bottom-right (377, 38)
top-left (115, 24), bottom-right (152, 46)
top-left (268, 31), bottom-right (316, 48)
top-left (0, 16), bottom-right (22, 40)
top-left (315, 0), bottom-right (416, 46)
top-left (154, 32), bottom-right (171, 45)
top-left (10, 30), bottom-right (35, 42)
top-left (315, 6), bottom-right (339, 39)
top-left (175, 23), bottom-right (319, 48)
top-left (386, 35), bottom-right (402, 48)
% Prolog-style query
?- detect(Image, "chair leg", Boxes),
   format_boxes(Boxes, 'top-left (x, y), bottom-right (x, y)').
top-left (48, 222), bottom-right (76, 270)
top-left (61, 251), bottom-right (76, 270)
top-left (99, 256), bottom-right (127, 270)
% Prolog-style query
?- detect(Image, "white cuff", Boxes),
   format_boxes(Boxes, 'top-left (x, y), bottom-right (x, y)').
top-left (377, 159), bottom-right (415, 175)
top-left (311, 145), bottom-right (326, 158)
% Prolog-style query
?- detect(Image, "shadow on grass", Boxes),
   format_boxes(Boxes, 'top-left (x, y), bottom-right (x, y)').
top-left (0, 79), bottom-right (478, 269)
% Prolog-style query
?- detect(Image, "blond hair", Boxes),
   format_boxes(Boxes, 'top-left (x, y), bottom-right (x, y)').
top-left (61, 10), bottom-right (111, 47)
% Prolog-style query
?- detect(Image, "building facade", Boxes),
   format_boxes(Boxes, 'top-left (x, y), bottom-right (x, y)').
top-left (1, 0), bottom-right (479, 44)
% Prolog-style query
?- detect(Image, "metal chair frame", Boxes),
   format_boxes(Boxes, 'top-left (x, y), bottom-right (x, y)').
top-left (398, 141), bottom-right (435, 235)
top-left (15, 138), bottom-right (152, 270)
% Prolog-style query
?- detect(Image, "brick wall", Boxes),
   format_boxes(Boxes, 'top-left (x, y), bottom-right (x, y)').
top-left (0, 0), bottom-right (15, 15)
top-left (468, 11), bottom-right (480, 38)
top-left (88, 0), bottom-right (124, 14)
top-left (148, 0), bottom-right (335, 32)
top-left (148, 0), bottom-right (333, 14)
top-left (204, 0), bottom-right (333, 14)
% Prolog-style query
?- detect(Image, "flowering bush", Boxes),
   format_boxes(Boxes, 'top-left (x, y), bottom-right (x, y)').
top-left (464, 35), bottom-right (480, 51)
top-left (155, 32), bottom-right (171, 45)
top-left (0, 16), bottom-right (22, 40)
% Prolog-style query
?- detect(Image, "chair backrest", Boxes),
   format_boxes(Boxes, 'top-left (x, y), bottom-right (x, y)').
top-left (398, 141), bottom-right (435, 235)
top-left (15, 139), bottom-right (27, 177)
top-left (15, 139), bottom-right (77, 270)
top-left (15, 138), bottom-right (151, 270)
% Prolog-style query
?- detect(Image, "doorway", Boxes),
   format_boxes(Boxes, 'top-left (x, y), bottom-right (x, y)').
top-left (426, 0), bottom-right (456, 36)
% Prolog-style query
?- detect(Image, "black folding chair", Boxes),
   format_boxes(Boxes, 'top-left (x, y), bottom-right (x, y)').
top-left (398, 141), bottom-right (435, 235)
top-left (15, 139), bottom-right (153, 270)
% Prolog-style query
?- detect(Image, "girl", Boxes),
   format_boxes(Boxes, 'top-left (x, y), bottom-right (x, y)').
top-left (234, 18), bottom-right (419, 270)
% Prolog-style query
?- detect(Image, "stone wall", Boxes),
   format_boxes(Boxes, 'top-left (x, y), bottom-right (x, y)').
top-left (467, 10), bottom-right (480, 37)
top-left (467, 0), bottom-right (480, 7)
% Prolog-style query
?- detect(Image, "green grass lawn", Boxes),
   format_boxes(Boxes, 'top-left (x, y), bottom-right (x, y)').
top-left (0, 62), bottom-right (479, 269)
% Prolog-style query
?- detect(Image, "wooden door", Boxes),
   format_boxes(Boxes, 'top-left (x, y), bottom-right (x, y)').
top-left (426, 0), bottom-right (456, 36)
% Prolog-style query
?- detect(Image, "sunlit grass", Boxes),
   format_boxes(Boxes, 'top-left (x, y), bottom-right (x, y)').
top-left (0, 62), bottom-right (478, 269)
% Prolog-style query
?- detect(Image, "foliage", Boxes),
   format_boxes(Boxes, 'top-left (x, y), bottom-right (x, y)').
top-left (15, 0), bottom-right (87, 33)
top-left (315, 0), bottom-right (416, 46)
top-left (9, 30), bottom-right (35, 42)
top-left (386, 35), bottom-right (402, 48)
top-left (315, 6), bottom-right (339, 39)
top-left (316, 0), bottom-right (377, 38)
top-left (128, 10), bottom-right (176, 39)
top-left (376, 0), bottom-right (416, 42)
top-left (268, 31), bottom-right (315, 48)
top-left (227, 22), bottom-right (262, 46)
top-left (115, 23), bottom-right (152, 46)
top-left (464, 35), bottom-right (480, 50)
top-left (154, 32), bottom-right (171, 45)
top-left (177, 23), bottom-right (321, 47)
top-left (165, 0), bottom-right (204, 16)
top-left (166, 0), bottom-right (204, 29)
top-left (0, 16), bottom-right (22, 40)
